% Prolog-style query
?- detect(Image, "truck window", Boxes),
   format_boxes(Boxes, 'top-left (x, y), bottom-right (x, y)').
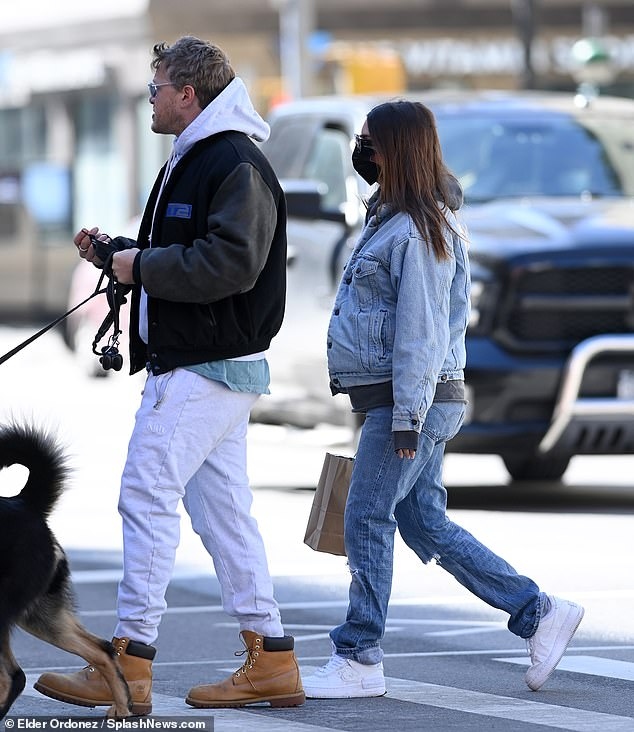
top-left (263, 116), bottom-right (351, 213)
top-left (261, 115), bottom-right (321, 178)
top-left (302, 127), bottom-right (350, 212)
top-left (437, 114), bottom-right (633, 201)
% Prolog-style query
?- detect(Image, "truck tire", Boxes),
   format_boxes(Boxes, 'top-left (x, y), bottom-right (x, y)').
top-left (502, 454), bottom-right (570, 482)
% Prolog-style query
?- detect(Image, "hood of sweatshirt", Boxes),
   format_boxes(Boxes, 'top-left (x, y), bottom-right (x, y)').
top-left (172, 77), bottom-right (269, 160)
top-left (443, 173), bottom-right (464, 211)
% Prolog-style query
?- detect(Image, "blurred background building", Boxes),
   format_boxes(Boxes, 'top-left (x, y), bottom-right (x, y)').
top-left (0, 0), bottom-right (633, 316)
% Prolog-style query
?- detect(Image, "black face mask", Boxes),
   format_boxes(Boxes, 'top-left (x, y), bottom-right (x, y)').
top-left (352, 146), bottom-right (379, 185)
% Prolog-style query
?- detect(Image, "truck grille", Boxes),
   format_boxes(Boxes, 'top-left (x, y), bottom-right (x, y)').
top-left (498, 264), bottom-right (634, 352)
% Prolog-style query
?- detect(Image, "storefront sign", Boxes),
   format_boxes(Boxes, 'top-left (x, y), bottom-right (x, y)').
top-left (396, 34), bottom-right (634, 77)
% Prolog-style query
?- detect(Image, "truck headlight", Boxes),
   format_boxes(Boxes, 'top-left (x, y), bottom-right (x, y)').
top-left (469, 280), bottom-right (485, 329)
top-left (468, 265), bottom-right (497, 335)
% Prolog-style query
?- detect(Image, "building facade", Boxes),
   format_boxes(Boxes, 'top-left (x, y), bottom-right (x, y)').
top-left (0, 0), bottom-right (633, 315)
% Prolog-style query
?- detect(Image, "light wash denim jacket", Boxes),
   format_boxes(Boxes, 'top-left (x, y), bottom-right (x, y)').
top-left (327, 201), bottom-right (470, 435)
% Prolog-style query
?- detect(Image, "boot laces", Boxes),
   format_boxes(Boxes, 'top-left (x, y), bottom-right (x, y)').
top-left (85, 638), bottom-right (126, 674)
top-left (316, 653), bottom-right (348, 677)
top-left (113, 638), bottom-right (126, 656)
top-left (234, 637), bottom-right (261, 679)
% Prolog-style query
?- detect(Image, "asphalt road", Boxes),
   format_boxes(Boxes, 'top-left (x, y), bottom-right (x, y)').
top-left (1, 326), bottom-right (634, 731)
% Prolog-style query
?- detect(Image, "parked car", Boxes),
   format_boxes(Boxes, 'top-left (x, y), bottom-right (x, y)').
top-left (252, 89), bottom-right (634, 482)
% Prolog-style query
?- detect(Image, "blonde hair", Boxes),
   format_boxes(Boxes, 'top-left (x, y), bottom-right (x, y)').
top-left (151, 36), bottom-right (235, 108)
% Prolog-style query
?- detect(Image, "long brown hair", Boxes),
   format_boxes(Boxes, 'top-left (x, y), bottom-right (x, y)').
top-left (367, 100), bottom-right (458, 261)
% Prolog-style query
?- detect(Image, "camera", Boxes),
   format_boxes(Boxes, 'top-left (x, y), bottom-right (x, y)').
top-left (99, 344), bottom-right (123, 371)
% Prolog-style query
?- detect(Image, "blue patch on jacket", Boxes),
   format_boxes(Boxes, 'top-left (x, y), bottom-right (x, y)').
top-left (166, 203), bottom-right (192, 218)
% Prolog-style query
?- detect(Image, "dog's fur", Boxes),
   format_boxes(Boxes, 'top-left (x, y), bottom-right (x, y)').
top-left (0, 423), bottom-right (131, 719)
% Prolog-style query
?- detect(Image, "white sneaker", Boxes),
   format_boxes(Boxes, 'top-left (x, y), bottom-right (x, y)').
top-left (302, 652), bottom-right (386, 699)
top-left (525, 595), bottom-right (584, 691)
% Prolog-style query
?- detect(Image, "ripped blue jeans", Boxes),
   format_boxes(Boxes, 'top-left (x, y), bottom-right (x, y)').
top-left (330, 402), bottom-right (545, 664)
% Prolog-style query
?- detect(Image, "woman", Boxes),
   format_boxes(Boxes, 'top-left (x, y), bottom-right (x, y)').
top-left (302, 100), bottom-right (583, 699)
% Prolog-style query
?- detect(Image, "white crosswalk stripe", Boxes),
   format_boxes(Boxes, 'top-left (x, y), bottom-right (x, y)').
top-left (20, 675), bottom-right (329, 731)
top-left (16, 670), bottom-right (634, 732)
top-left (384, 676), bottom-right (634, 732)
top-left (498, 654), bottom-right (634, 682)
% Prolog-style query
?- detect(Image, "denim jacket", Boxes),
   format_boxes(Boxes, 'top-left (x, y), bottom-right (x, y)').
top-left (327, 201), bottom-right (470, 435)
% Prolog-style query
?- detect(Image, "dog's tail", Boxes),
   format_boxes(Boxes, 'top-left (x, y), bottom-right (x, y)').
top-left (0, 423), bottom-right (69, 516)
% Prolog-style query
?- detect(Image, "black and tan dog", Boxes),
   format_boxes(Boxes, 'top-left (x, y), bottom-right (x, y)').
top-left (0, 422), bottom-right (131, 719)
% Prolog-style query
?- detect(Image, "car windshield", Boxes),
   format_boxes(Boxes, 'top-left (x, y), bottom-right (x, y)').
top-left (435, 113), bottom-right (634, 202)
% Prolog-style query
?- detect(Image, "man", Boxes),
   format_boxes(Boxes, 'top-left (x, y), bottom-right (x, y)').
top-left (35, 36), bottom-right (304, 713)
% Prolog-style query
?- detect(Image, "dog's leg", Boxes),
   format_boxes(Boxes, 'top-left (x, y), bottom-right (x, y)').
top-left (0, 631), bottom-right (26, 720)
top-left (20, 609), bottom-right (132, 718)
top-left (55, 621), bottom-right (132, 720)
top-left (19, 549), bottom-right (132, 718)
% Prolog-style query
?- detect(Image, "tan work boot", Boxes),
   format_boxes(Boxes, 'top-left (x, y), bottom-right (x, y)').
top-left (34, 637), bottom-right (155, 716)
top-left (186, 631), bottom-right (305, 708)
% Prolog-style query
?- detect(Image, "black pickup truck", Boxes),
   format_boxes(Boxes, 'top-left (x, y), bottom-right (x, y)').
top-left (256, 90), bottom-right (634, 482)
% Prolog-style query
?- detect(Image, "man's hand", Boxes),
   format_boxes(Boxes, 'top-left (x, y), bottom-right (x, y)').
top-left (112, 248), bottom-right (140, 284)
top-left (396, 449), bottom-right (416, 460)
top-left (74, 227), bottom-right (104, 267)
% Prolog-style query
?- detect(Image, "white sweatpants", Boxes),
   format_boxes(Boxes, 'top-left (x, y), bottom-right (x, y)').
top-left (114, 368), bottom-right (283, 644)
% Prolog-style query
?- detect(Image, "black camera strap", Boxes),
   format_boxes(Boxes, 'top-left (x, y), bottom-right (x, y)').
top-left (91, 267), bottom-right (130, 357)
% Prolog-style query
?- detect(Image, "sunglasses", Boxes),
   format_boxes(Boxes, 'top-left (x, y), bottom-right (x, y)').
top-left (147, 81), bottom-right (174, 98)
top-left (355, 134), bottom-right (375, 154)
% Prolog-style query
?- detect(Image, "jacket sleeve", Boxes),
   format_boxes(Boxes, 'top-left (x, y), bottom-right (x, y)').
top-left (393, 430), bottom-right (420, 451)
top-left (137, 162), bottom-right (278, 303)
top-left (390, 234), bottom-right (455, 435)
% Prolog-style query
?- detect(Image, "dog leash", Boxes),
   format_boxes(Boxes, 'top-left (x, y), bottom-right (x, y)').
top-left (0, 259), bottom-right (114, 368)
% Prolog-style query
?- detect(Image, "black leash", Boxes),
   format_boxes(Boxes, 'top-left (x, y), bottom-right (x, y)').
top-left (0, 260), bottom-right (113, 368)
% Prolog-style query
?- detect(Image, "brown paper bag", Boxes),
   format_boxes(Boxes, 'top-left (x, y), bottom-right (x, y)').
top-left (304, 452), bottom-right (354, 556)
